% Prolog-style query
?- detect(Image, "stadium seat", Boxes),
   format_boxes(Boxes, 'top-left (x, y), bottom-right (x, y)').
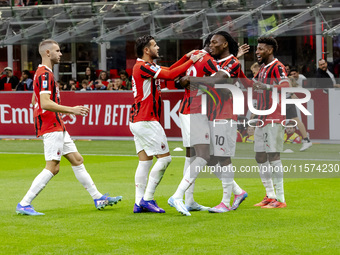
top-left (126, 69), bottom-right (132, 77)
top-left (95, 70), bottom-right (102, 78)
top-left (110, 69), bottom-right (119, 79)
top-left (4, 83), bottom-right (12, 91)
top-left (14, 70), bottom-right (21, 78)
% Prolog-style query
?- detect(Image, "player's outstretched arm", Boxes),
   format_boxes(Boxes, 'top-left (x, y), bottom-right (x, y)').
top-left (180, 69), bottom-right (231, 90)
top-left (40, 93), bottom-right (89, 115)
top-left (157, 52), bottom-right (206, 80)
top-left (166, 50), bottom-right (198, 70)
top-left (238, 69), bottom-right (254, 88)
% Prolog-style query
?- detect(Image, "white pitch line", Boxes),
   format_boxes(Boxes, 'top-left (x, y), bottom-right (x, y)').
top-left (0, 152), bottom-right (339, 161)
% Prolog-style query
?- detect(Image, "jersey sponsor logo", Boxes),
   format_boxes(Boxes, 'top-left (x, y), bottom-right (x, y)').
top-left (150, 65), bottom-right (159, 72)
top-left (43, 80), bottom-right (48, 88)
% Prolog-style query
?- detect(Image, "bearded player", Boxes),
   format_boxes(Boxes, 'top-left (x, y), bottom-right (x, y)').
top-left (130, 35), bottom-right (205, 213)
top-left (239, 37), bottom-right (289, 208)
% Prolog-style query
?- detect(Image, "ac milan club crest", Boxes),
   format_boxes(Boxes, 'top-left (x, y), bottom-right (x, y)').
top-left (57, 150), bottom-right (61, 156)
top-left (205, 133), bottom-right (209, 140)
top-left (161, 143), bottom-right (166, 150)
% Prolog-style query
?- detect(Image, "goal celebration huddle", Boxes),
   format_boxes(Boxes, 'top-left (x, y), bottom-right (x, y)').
top-left (17, 32), bottom-right (297, 216)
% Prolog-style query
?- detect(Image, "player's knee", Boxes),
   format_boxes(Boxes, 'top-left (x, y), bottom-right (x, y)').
top-left (77, 155), bottom-right (84, 165)
top-left (159, 155), bottom-right (172, 168)
top-left (164, 155), bottom-right (172, 164)
top-left (268, 153), bottom-right (280, 162)
top-left (51, 166), bottom-right (60, 175)
top-left (255, 154), bottom-right (267, 163)
top-left (73, 154), bottom-right (84, 166)
top-left (202, 154), bottom-right (210, 163)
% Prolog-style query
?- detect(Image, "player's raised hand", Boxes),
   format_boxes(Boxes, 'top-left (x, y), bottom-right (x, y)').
top-left (237, 44), bottom-right (250, 59)
top-left (191, 52), bottom-right (206, 63)
top-left (72, 105), bottom-right (89, 116)
top-left (185, 50), bottom-right (197, 58)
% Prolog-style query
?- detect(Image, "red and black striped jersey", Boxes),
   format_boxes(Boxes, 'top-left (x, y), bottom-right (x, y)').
top-left (33, 65), bottom-right (66, 137)
top-left (129, 59), bottom-right (163, 123)
top-left (179, 50), bottom-right (218, 115)
top-left (255, 58), bottom-right (289, 123)
top-left (208, 55), bottom-right (239, 121)
top-left (130, 56), bottom-right (194, 123)
top-left (218, 54), bottom-right (241, 79)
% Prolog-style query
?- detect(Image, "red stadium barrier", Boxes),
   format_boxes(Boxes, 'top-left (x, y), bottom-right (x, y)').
top-left (0, 89), bottom-right (336, 140)
top-left (0, 91), bottom-right (184, 138)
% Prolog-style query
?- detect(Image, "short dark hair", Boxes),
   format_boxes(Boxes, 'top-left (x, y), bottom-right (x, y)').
top-left (135, 35), bottom-right (154, 58)
top-left (258, 37), bottom-right (278, 54)
top-left (119, 70), bottom-right (129, 77)
top-left (22, 70), bottom-right (31, 78)
top-left (290, 66), bottom-right (298, 73)
top-left (214, 31), bottom-right (239, 57)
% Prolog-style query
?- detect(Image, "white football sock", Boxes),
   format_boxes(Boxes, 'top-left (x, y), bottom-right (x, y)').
top-left (143, 156), bottom-right (171, 201)
top-left (213, 164), bottom-right (242, 196)
top-left (184, 157), bottom-right (195, 205)
top-left (72, 164), bottom-right (102, 199)
top-left (135, 160), bottom-right (153, 205)
top-left (258, 161), bottom-right (276, 199)
top-left (20, 169), bottom-right (54, 206)
top-left (232, 180), bottom-right (243, 195)
top-left (221, 163), bottom-right (234, 207)
top-left (172, 157), bottom-right (207, 199)
top-left (270, 160), bottom-right (285, 202)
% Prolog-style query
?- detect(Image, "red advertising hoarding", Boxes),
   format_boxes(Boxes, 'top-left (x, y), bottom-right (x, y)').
top-left (0, 90), bottom-right (331, 139)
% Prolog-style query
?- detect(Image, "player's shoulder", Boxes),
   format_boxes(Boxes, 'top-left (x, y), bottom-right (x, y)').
top-left (231, 55), bottom-right (240, 62)
top-left (193, 49), bottom-right (203, 55)
top-left (35, 65), bottom-right (53, 78)
top-left (134, 58), bottom-right (160, 75)
top-left (272, 59), bottom-right (285, 70)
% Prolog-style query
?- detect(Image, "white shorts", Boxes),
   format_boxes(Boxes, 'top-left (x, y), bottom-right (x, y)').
top-left (179, 113), bottom-right (210, 147)
top-left (209, 119), bottom-right (237, 157)
top-left (129, 121), bottom-right (169, 156)
top-left (254, 124), bottom-right (284, 153)
top-left (42, 131), bottom-right (78, 161)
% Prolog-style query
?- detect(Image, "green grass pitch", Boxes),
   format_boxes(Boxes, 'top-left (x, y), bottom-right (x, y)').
top-left (0, 140), bottom-right (339, 254)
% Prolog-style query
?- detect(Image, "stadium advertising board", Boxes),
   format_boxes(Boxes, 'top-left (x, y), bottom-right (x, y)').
top-left (0, 89), bottom-right (335, 140)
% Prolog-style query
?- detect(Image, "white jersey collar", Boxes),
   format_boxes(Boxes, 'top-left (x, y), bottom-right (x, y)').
top-left (217, 54), bottom-right (234, 63)
top-left (264, 58), bottom-right (278, 69)
top-left (38, 64), bottom-right (53, 73)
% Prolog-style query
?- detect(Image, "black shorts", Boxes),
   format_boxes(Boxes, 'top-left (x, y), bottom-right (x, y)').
top-left (286, 104), bottom-right (298, 119)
